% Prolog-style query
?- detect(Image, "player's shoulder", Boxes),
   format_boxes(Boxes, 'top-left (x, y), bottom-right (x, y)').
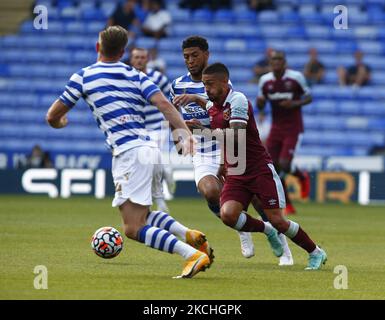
top-left (285, 69), bottom-right (306, 82)
top-left (228, 90), bottom-right (248, 106)
top-left (147, 68), bottom-right (161, 78)
top-left (172, 73), bottom-right (193, 86)
top-left (259, 72), bottom-right (275, 85)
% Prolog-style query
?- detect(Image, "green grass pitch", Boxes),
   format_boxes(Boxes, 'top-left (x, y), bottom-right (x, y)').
top-left (1, 195), bottom-right (384, 300)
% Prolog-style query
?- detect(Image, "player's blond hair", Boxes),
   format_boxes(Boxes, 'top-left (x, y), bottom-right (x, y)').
top-left (99, 26), bottom-right (128, 58)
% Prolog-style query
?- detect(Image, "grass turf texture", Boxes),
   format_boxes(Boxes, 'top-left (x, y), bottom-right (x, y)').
top-left (1, 196), bottom-right (384, 300)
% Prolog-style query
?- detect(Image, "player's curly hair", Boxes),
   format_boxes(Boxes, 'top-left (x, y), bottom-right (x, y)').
top-left (182, 36), bottom-right (209, 51)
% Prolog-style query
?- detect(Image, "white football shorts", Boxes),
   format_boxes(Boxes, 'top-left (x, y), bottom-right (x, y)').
top-left (111, 146), bottom-right (161, 207)
top-left (192, 149), bottom-right (221, 186)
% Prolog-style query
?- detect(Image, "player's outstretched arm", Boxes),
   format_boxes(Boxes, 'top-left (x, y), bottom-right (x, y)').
top-left (172, 94), bottom-right (207, 109)
top-left (46, 99), bottom-right (70, 129)
top-left (150, 91), bottom-right (196, 155)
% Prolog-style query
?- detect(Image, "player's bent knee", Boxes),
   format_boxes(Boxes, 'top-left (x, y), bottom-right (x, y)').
top-left (198, 177), bottom-right (221, 203)
top-left (220, 209), bottom-right (238, 227)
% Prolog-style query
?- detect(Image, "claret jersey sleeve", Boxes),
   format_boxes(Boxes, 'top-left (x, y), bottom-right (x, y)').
top-left (229, 92), bottom-right (249, 125)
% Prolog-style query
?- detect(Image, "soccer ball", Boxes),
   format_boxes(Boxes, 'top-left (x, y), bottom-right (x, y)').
top-left (91, 226), bottom-right (123, 259)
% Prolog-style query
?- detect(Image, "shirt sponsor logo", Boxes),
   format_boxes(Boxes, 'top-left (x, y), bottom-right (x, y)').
top-left (267, 92), bottom-right (294, 100)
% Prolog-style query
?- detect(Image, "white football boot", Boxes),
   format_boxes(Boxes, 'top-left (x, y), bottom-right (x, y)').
top-left (238, 231), bottom-right (255, 258)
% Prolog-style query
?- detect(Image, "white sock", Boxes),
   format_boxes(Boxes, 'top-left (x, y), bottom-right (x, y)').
top-left (173, 241), bottom-right (198, 260)
top-left (310, 245), bottom-right (321, 255)
top-left (234, 211), bottom-right (247, 230)
top-left (146, 211), bottom-right (188, 241)
top-left (279, 233), bottom-right (292, 257)
top-left (263, 221), bottom-right (274, 235)
top-left (138, 225), bottom-right (197, 259)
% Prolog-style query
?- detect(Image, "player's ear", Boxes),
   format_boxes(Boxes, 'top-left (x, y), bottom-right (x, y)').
top-left (96, 42), bottom-right (100, 54)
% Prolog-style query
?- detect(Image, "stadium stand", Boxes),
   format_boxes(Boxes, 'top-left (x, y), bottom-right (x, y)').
top-left (0, 0), bottom-right (384, 157)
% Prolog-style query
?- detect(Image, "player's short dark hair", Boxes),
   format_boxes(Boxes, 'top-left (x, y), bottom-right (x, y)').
top-left (202, 62), bottom-right (230, 78)
top-left (182, 36), bottom-right (209, 51)
top-left (271, 50), bottom-right (286, 59)
top-left (99, 26), bottom-right (128, 58)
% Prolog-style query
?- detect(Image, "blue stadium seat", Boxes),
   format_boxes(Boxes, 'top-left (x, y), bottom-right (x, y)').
top-left (357, 41), bottom-right (383, 54)
top-left (299, 12), bottom-right (323, 24)
top-left (60, 6), bottom-right (80, 21)
top-left (214, 9), bottom-right (236, 23)
top-left (191, 9), bottom-right (213, 22)
top-left (371, 72), bottom-right (385, 85)
top-left (257, 11), bottom-right (279, 23)
top-left (362, 102), bottom-right (385, 116)
top-left (338, 101), bottom-right (361, 115)
top-left (170, 9), bottom-right (190, 23)
top-left (234, 10), bottom-right (257, 23)
top-left (312, 100), bottom-right (338, 114)
top-left (280, 11), bottom-right (301, 24)
top-left (305, 25), bottom-right (331, 39)
top-left (224, 39), bottom-right (247, 52)
top-left (82, 8), bottom-right (107, 21)
top-left (135, 37), bottom-right (158, 49)
top-left (65, 21), bottom-right (85, 34)
top-left (303, 116), bottom-right (322, 130)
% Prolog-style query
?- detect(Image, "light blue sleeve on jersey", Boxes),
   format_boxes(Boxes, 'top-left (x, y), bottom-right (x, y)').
top-left (257, 76), bottom-right (265, 98)
top-left (296, 72), bottom-right (311, 96)
top-left (59, 69), bottom-right (84, 108)
top-left (139, 72), bottom-right (161, 103)
top-left (230, 93), bottom-right (249, 123)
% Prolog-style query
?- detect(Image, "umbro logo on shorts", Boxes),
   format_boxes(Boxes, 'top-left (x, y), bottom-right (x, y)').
top-left (268, 199), bottom-right (277, 206)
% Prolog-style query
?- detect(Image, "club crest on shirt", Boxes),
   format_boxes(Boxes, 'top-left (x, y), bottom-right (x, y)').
top-left (223, 103), bottom-right (231, 121)
top-left (284, 80), bottom-right (292, 90)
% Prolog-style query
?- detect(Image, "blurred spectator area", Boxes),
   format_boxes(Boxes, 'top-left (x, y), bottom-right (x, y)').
top-left (0, 0), bottom-right (35, 35)
top-left (0, 0), bottom-right (385, 157)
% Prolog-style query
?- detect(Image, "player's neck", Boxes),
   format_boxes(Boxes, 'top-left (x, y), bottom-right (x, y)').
top-left (214, 87), bottom-right (230, 106)
top-left (98, 55), bottom-right (121, 63)
top-left (190, 72), bottom-right (202, 82)
top-left (273, 70), bottom-right (285, 79)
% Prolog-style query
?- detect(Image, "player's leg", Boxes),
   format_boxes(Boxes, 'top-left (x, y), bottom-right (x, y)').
top-left (194, 152), bottom-right (254, 258)
top-left (257, 163), bottom-right (327, 270)
top-left (112, 147), bottom-right (212, 278)
top-left (152, 163), bottom-right (169, 212)
top-left (266, 132), bottom-right (295, 214)
top-left (251, 196), bottom-right (293, 265)
top-left (280, 134), bottom-right (310, 200)
top-left (220, 185), bottom-right (283, 257)
top-left (263, 208), bottom-right (327, 270)
top-left (145, 209), bottom-right (214, 263)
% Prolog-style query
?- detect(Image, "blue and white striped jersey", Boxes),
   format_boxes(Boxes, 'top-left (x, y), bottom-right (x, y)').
top-left (59, 61), bottom-right (161, 156)
top-left (170, 73), bottom-right (209, 128)
top-left (144, 68), bottom-right (171, 132)
top-left (170, 73), bottom-right (231, 154)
